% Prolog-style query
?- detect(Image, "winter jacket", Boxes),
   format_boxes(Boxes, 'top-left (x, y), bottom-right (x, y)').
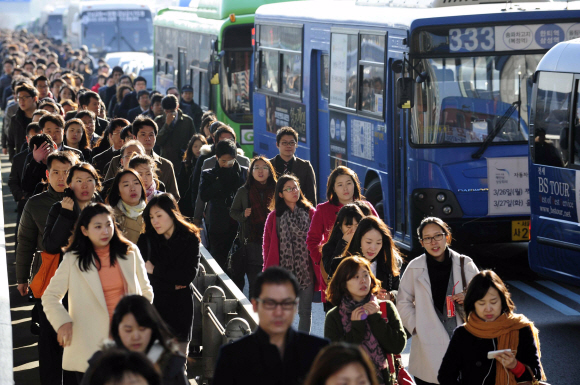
top-left (324, 301), bottom-right (407, 385)
top-left (306, 201), bottom-right (378, 291)
top-left (176, 160), bottom-right (196, 217)
top-left (263, 208), bottom-right (315, 270)
top-left (179, 98), bottom-right (203, 130)
top-left (137, 228), bottom-right (200, 341)
top-left (8, 149), bottom-right (29, 202)
top-left (438, 325), bottom-right (541, 385)
top-left (155, 110), bottom-right (196, 168)
top-left (7, 108), bottom-right (32, 158)
top-left (113, 206), bottom-right (144, 244)
top-left (92, 146), bottom-right (120, 176)
top-left (15, 185), bottom-right (66, 285)
top-left (396, 249), bottom-right (479, 383)
top-left (270, 154), bottom-right (317, 205)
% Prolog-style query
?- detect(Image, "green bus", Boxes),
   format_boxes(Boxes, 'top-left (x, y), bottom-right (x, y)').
top-left (153, 0), bottom-right (300, 156)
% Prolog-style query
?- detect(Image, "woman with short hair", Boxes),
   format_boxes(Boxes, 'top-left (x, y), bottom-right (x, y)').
top-left (107, 169), bottom-right (147, 244)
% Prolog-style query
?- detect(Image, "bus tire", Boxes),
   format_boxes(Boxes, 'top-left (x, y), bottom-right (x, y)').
top-left (365, 179), bottom-right (384, 220)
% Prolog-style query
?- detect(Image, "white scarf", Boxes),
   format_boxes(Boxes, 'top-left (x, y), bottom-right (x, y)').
top-left (117, 199), bottom-right (146, 220)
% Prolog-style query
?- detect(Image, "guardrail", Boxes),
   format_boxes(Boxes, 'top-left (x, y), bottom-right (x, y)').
top-left (191, 245), bottom-right (258, 384)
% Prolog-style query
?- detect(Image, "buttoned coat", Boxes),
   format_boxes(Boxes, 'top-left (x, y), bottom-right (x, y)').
top-left (42, 246), bottom-right (153, 373)
top-left (396, 249), bottom-right (479, 384)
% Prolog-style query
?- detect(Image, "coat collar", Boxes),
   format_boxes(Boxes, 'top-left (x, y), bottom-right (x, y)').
top-left (412, 248), bottom-right (462, 292)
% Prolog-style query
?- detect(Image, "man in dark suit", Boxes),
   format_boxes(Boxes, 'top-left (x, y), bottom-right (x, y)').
top-left (78, 90), bottom-right (108, 135)
top-left (270, 126), bottom-right (317, 205)
top-left (127, 90), bottom-right (151, 122)
top-left (92, 118), bottom-right (129, 175)
top-left (213, 267), bottom-right (329, 385)
top-left (118, 76), bottom-right (148, 119)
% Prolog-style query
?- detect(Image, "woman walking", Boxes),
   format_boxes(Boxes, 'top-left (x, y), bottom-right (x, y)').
top-left (263, 174), bottom-right (315, 332)
top-left (128, 154), bottom-right (163, 202)
top-left (230, 156), bottom-right (276, 294)
top-left (177, 133), bottom-right (207, 217)
top-left (397, 217), bottom-right (479, 385)
top-left (42, 203), bottom-right (153, 381)
top-left (106, 169), bottom-right (147, 243)
top-left (137, 193), bottom-right (201, 357)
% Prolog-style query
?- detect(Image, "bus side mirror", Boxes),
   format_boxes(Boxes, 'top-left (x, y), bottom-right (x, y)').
top-left (397, 77), bottom-right (414, 109)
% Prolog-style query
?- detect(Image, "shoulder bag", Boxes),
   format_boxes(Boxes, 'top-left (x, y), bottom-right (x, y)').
top-left (227, 191), bottom-right (250, 277)
top-left (517, 365), bottom-right (550, 385)
top-left (30, 251), bottom-right (61, 298)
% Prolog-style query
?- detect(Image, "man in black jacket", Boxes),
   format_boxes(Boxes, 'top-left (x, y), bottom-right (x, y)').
top-left (78, 90), bottom-right (108, 136)
top-left (270, 126), bottom-right (317, 205)
top-left (127, 90), bottom-right (151, 123)
top-left (213, 267), bottom-right (329, 385)
top-left (118, 76), bottom-right (147, 119)
top-left (92, 118), bottom-right (129, 176)
top-left (8, 83), bottom-right (38, 160)
top-left (179, 84), bottom-right (203, 130)
top-left (199, 139), bottom-right (247, 270)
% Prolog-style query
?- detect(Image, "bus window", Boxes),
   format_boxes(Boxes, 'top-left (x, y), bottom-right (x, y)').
top-left (321, 54), bottom-right (329, 100)
top-left (222, 25), bottom-right (253, 122)
top-left (360, 35), bottom-right (385, 115)
top-left (261, 50), bottom-right (279, 92)
top-left (178, 48), bottom-right (187, 91)
top-left (533, 72), bottom-right (572, 167)
top-left (330, 33), bottom-right (358, 109)
top-left (282, 53), bottom-right (301, 96)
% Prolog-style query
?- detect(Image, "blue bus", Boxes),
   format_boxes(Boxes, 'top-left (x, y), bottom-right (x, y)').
top-left (529, 39), bottom-right (580, 285)
top-left (252, 0), bottom-right (580, 253)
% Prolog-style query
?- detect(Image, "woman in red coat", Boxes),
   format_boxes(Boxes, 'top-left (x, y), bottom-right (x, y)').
top-left (263, 174), bottom-right (315, 333)
top-left (306, 166), bottom-right (378, 300)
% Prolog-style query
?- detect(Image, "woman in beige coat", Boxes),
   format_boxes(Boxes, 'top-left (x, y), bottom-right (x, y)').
top-left (396, 217), bottom-right (479, 385)
top-left (42, 203), bottom-right (153, 380)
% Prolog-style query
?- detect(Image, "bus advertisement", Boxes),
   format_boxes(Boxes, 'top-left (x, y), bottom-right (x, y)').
top-left (252, 0), bottom-right (580, 253)
top-left (528, 39), bottom-right (580, 286)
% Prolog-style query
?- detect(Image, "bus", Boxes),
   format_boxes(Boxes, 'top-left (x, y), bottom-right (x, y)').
top-left (153, 0), bottom-right (301, 156)
top-left (67, 2), bottom-right (153, 58)
top-left (42, 6), bottom-right (66, 42)
top-left (252, 0), bottom-right (580, 253)
top-left (528, 39), bottom-right (580, 285)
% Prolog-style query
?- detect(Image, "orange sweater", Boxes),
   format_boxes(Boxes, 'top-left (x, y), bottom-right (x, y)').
top-left (95, 245), bottom-right (126, 321)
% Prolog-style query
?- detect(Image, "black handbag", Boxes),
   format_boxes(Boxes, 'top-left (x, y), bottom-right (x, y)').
top-left (227, 191), bottom-right (251, 277)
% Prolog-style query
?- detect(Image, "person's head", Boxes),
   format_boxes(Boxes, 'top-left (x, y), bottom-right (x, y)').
top-left (23, 60), bottom-right (35, 73)
top-left (128, 154), bottom-right (156, 190)
top-left (137, 90), bottom-right (150, 110)
top-left (111, 295), bottom-right (175, 354)
top-left (200, 112), bottom-right (216, 138)
top-left (3, 59), bottom-right (14, 75)
top-left (57, 84), bottom-right (76, 103)
top-left (46, 62), bottom-right (58, 78)
top-left (120, 140), bottom-right (146, 169)
top-left (64, 118), bottom-right (89, 150)
top-left (215, 139), bottom-right (237, 169)
top-left (464, 270), bottom-right (515, 323)
top-left (417, 217), bottom-right (452, 260)
top-left (166, 86), bottom-right (179, 98)
top-left (323, 204), bottom-right (365, 258)
top-left (303, 343), bottom-right (378, 385)
top-left (132, 117), bottom-right (158, 152)
top-left (326, 166), bottom-right (363, 206)
top-left (346, 216), bottom-right (401, 277)
top-left (107, 169), bottom-right (146, 207)
top-left (214, 125), bottom-right (236, 143)
top-left (35, 64), bottom-right (46, 77)
top-left (116, 85), bottom-right (133, 107)
top-left (121, 125), bottom-right (136, 142)
top-left (183, 134), bottom-right (207, 163)
top-left (106, 74), bottom-right (116, 87)
top-left (181, 84), bottom-right (193, 103)
top-left (32, 108), bottom-right (49, 123)
top-left (97, 74), bottom-right (106, 87)
top-left (61, 99), bottom-right (78, 114)
top-left (39, 113), bottom-right (65, 145)
top-left (50, 78), bottom-right (64, 97)
top-left (118, 74), bottom-right (132, 88)
top-left (26, 122), bottom-right (42, 142)
top-left (252, 267), bottom-right (300, 337)
top-left (326, 256), bottom-right (381, 305)
top-left (38, 100), bottom-right (59, 114)
top-left (46, 151), bottom-right (77, 193)
top-left (133, 76), bottom-right (147, 92)
top-left (150, 94), bottom-right (163, 116)
top-left (276, 126), bottom-right (299, 158)
top-left (66, 163), bottom-right (101, 204)
top-left (271, 174), bottom-right (312, 214)
top-left (83, 349), bottom-right (161, 385)
top-left (245, 156), bottom-right (276, 188)
top-left (33, 75), bottom-right (49, 98)
top-left (15, 83), bottom-right (38, 112)
top-left (79, 90), bottom-right (100, 115)
top-left (76, 110), bottom-right (96, 138)
top-left (143, 193), bottom-right (200, 239)
top-left (161, 94), bottom-right (178, 114)
top-left (29, 133), bottom-right (56, 161)
top-left (107, 118), bottom-right (130, 150)
top-left (99, 100), bottom-right (107, 119)
top-left (112, 66), bottom-right (124, 82)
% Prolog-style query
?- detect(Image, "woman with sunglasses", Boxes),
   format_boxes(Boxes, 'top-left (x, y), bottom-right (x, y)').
top-left (396, 217), bottom-right (479, 385)
top-left (263, 174), bottom-right (315, 333)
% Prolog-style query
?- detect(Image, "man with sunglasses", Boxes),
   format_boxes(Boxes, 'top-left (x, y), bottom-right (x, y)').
top-left (213, 267), bottom-right (329, 385)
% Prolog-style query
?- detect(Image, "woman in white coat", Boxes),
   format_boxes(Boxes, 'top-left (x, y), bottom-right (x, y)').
top-left (42, 203), bottom-right (153, 382)
top-left (396, 217), bottom-right (479, 385)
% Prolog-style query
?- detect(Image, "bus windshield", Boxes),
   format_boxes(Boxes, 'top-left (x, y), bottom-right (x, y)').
top-left (411, 54), bottom-right (542, 145)
top-left (81, 10), bottom-right (153, 54)
top-left (47, 15), bottom-right (63, 38)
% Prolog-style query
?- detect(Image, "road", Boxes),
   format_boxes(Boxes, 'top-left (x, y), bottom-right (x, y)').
top-left (4, 152), bottom-right (579, 384)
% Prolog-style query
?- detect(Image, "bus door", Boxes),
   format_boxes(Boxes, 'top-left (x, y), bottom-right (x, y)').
top-left (389, 41), bottom-right (410, 247)
top-left (315, 50), bottom-right (330, 203)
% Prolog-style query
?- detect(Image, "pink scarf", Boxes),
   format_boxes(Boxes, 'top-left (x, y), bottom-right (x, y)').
top-left (145, 182), bottom-right (156, 203)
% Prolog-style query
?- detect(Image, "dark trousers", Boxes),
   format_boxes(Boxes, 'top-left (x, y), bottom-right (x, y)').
top-left (414, 378), bottom-right (437, 385)
top-left (208, 225), bottom-right (238, 271)
top-left (63, 370), bottom-right (83, 385)
top-left (38, 302), bottom-right (63, 385)
top-left (231, 242), bottom-right (263, 296)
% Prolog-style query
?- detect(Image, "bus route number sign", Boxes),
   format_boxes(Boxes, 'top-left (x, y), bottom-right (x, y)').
top-left (449, 27), bottom-right (495, 53)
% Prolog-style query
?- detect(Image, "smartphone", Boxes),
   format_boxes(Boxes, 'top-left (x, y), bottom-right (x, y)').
top-left (63, 188), bottom-right (75, 199)
top-left (487, 349), bottom-right (516, 359)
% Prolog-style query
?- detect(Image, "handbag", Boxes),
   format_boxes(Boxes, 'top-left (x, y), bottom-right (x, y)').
top-left (227, 191), bottom-right (251, 276)
top-left (455, 255), bottom-right (467, 322)
top-left (517, 365), bottom-right (550, 385)
top-left (29, 251), bottom-right (61, 298)
top-left (394, 355), bottom-right (415, 385)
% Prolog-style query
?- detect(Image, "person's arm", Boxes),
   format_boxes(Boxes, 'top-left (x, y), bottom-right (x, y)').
top-left (15, 203), bottom-right (39, 285)
top-left (160, 161), bottom-right (180, 202)
top-left (199, 170), bottom-right (223, 202)
top-left (324, 308), bottom-right (366, 344)
top-left (8, 157), bottom-right (25, 201)
top-left (133, 246), bottom-right (154, 303)
top-left (151, 238), bottom-right (200, 287)
top-left (155, 116), bottom-right (171, 146)
top-left (230, 187), bottom-right (247, 223)
top-left (437, 327), bottom-right (464, 385)
top-left (306, 206), bottom-right (324, 265)
top-left (367, 301), bottom-right (406, 354)
top-left (21, 154), bottom-right (47, 193)
top-left (395, 267), bottom-right (417, 335)
top-left (513, 326), bottom-right (542, 382)
top-left (43, 203), bottom-right (78, 254)
top-left (262, 212), bottom-right (275, 270)
top-left (41, 253), bottom-right (74, 333)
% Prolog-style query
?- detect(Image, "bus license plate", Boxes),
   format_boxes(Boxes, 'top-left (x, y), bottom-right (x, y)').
top-left (511, 220), bottom-right (530, 241)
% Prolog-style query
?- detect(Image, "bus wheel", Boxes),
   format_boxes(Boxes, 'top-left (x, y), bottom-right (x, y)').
top-left (366, 179), bottom-right (384, 220)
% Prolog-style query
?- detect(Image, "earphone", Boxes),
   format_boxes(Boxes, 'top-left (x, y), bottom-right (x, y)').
top-left (482, 339), bottom-right (496, 385)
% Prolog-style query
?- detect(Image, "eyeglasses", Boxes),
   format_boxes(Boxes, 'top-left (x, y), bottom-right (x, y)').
top-left (282, 187), bottom-right (300, 193)
top-left (17, 95), bottom-right (33, 102)
top-left (421, 233), bottom-right (446, 244)
top-left (280, 141), bottom-right (297, 147)
top-left (253, 167), bottom-right (270, 172)
top-left (256, 298), bottom-right (298, 310)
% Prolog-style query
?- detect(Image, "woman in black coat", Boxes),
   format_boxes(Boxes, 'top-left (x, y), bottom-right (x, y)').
top-left (177, 134), bottom-right (207, 218)
top-left (43, 163), bottom-right (102, 254)
top-left (137, 193), bottom-right (201, 357)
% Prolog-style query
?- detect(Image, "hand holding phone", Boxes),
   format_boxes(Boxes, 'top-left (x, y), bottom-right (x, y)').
top-left (487, 349), bottom-right (516, 359)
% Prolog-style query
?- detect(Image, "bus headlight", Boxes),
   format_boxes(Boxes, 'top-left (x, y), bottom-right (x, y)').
top-left (436, 193), bottom-right (446, 202)
top-left (442, 205), bottom-right (453, 215)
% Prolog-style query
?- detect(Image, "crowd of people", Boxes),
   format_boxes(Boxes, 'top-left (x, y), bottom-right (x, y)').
top-left (0, 29), bottom-right (547, 385)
